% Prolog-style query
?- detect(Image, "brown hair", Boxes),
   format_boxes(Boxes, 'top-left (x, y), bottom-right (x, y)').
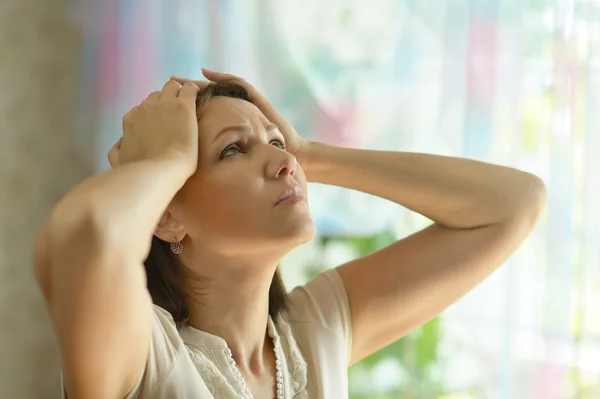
top-left (144, 82), bottom-right (290, 329)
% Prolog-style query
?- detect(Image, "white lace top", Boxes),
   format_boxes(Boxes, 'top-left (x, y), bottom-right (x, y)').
top-left (182, 312), bottom-right (310, 398)
top-left (62, 268), bottom-right (353, 398)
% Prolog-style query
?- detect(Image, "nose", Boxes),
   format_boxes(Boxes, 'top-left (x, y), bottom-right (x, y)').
top-left (267, 147), bottom-right (297, 179)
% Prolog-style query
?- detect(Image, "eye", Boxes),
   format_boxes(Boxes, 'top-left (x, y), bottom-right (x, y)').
top-left (220, 143), bottom-right (242, 159)
top-left (270, 139), bottom-right (287, 151)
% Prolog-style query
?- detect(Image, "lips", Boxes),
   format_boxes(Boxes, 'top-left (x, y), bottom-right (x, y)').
top-left (275, 185), bottom-right (305, 206)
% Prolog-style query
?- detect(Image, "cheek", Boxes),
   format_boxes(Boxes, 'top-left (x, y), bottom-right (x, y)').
top-left (179, 172), bottom-right (266, 230)
top-left (210, 169), bottom-right (263, 205)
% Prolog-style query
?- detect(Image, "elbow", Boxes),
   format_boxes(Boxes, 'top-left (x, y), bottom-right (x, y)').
top-left (523, 173), bottom-right (547, 211)
top-left (510, 173), bottom-right (547, 225)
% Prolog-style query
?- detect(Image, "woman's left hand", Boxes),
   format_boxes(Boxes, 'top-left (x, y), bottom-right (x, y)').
top-left (171, 69), bottom-right (310, 163)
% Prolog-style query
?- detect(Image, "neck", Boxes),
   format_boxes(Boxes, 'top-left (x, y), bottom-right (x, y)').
top-left (179, 244), bottom-right (282, 375)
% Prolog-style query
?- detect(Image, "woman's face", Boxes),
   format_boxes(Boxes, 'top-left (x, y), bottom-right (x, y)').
top-left (172, 96), bottom-right (315, 256)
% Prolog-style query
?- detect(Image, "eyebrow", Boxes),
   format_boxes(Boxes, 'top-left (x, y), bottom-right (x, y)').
top-left (213, 123), bottom-right (279, 143)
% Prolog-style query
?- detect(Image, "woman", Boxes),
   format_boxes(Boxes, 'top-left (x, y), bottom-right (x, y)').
top-left (34, 69), bottom-right (546, 399)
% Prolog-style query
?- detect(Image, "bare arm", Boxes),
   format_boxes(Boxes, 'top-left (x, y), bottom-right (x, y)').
top-left (304, 142), bottom-right (545, 229)
top-left (35, 158), bottom-right (192, 399)
top-left (34, 80), bottom-right (199, 399)
top-left (303, 142), bottom-right (546, 365)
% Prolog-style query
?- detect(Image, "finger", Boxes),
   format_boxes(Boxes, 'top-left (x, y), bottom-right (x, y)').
top-left (143, 91), bottom-right (160, 104)
top-left (122, 105), bottom-right (139, 126)
top-left (170, 76), bottom-right (211, 90)
top-left (201, 68), bottom-right (243, 84)
top-left (201, 69), bottom-right (260, 103)
top-left (178, 81), bottom-right (200, 102)
top-left (161, 80), bottom-right (183, 98)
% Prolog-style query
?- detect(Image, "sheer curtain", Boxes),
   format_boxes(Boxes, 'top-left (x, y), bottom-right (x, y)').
top-left (70, 1), bottom-right (600, 397)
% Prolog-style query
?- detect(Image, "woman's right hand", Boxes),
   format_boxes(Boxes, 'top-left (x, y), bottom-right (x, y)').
top-left (116, 80), bottom-right (201, 175)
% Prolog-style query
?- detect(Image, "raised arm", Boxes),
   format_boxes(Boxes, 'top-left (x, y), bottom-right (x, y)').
top-left (302, 142), bottom-right (547, 365)
top-left (34, 80), bottom-right (200, 399)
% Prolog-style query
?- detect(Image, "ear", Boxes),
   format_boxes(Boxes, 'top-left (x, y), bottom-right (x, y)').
top-left (154, 211), bottom-right (186, 243)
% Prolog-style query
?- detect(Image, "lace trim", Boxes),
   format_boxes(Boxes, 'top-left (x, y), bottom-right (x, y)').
top-left (184, 346), bottom-right (241, 399)
top-left (183, 317), bottom-right (309, 398)
top-left (276, 316), bottom-right (309, 398)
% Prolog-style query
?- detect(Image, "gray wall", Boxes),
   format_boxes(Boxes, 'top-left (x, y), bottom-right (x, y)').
top-left (0, 1), bottom-right (91, 397)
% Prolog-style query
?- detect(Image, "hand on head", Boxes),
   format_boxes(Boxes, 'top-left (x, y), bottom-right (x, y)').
top-left (108, 79), bottom-right (201, 174)
top-left (171, 69), bottom-right (308, 159)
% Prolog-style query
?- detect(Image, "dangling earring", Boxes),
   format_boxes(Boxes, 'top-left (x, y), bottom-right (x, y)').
top-left (170, 241), bottom-right (183, 254)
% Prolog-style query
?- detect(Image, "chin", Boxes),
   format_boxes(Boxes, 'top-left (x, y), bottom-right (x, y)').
top-left (296, 221), bottom-right (317, 244)
top-left (278, 217), bottom-right (316, 248)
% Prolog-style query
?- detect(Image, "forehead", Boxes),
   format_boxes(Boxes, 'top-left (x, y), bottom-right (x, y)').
top-left (198, 97), bottom-right (266, 130)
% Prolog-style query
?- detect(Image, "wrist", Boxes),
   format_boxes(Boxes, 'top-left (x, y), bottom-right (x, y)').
top-left (151, 151), bottom-right (197, 179)
top-left (296, 141), bottom-right (331, 183)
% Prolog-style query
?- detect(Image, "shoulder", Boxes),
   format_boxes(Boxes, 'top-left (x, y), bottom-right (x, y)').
top-left (148, 304), bottom-right (186, 363)
top-left (287, 268), bottom-right (350, 321)
top-left (126, 305), bottom-right (185, 397)
top-left (285, 268), bottom-right (353, 361)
